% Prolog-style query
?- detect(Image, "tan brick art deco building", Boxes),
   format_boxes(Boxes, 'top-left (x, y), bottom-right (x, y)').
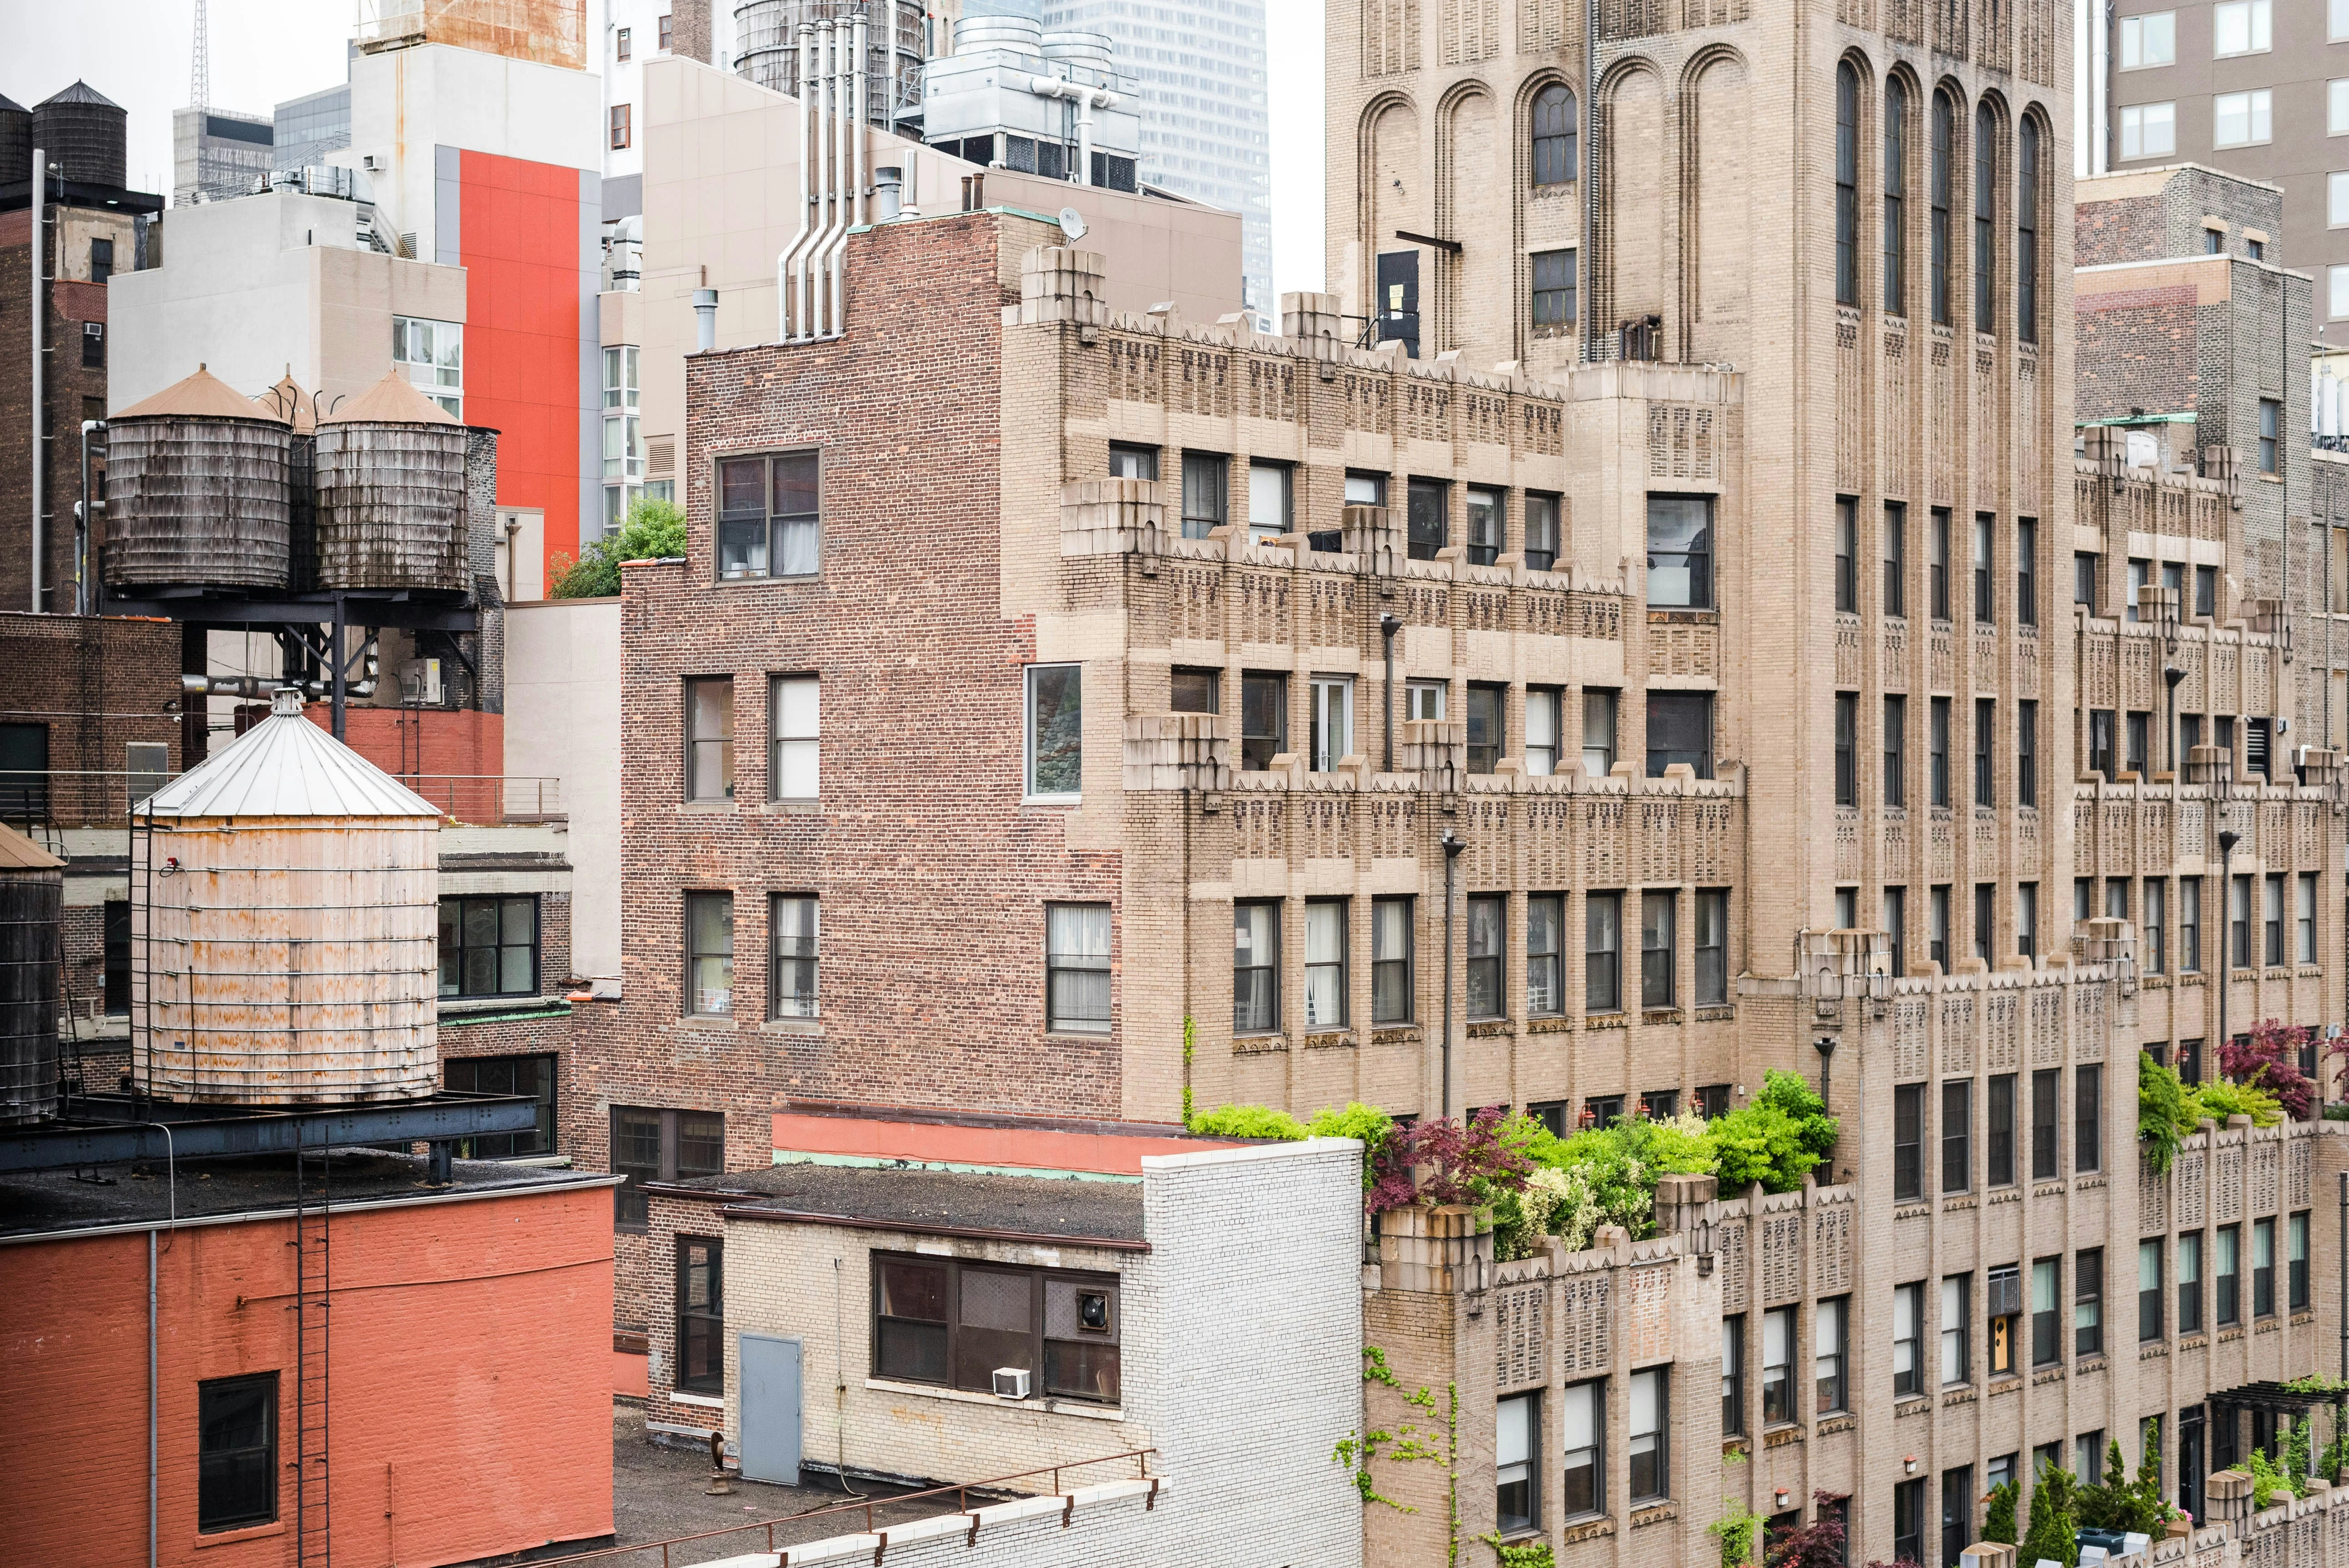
top-left (571, 4), bottom-right (2349, 1563)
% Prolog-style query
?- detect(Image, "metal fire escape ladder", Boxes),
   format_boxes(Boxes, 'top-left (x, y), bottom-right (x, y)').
top-left (292, 1136), bottom-right (331, 1566)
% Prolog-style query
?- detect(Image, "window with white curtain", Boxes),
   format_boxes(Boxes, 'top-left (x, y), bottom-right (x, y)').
top-left (1304, 900), bottom-right (1347, 1028)
top-left (770, 895), bottom-right (817, 1019)
top-left (1309, 676), bottom-right (1352, 772)
top-left (1526, 688), bottom-right (1561, 775)
top-left (1559, 1381), bottom-right (1602, 1516)
top-left (768, 675), bottom-right (818, 800)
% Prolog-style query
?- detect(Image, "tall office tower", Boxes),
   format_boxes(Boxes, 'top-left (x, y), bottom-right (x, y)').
top-left (1042, 0), bottom-right (1272, 320)
top-left (2086, 0), bottom-right (2349, 344)
top-left (273, 82), bottom-right (353, 174)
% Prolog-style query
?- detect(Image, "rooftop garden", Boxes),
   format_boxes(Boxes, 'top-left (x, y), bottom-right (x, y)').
top-left (2139, 1019), bottom-right (2319, 1174)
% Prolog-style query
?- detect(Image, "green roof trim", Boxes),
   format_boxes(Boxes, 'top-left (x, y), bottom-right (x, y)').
top-left (772, 1150), bottom-right (1142, 1184)
top-left (438, 1000), bottom-right (573, 1027)
top-left (2076, 412), bottom-right (2198, 428)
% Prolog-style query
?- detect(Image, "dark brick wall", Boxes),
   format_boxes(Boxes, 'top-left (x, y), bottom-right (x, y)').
top-left (0, 611), bottom-right (183, 824)
top-left (564, 213), bottom-right (1123, 1219)
top-left (2074, 193), bottom-right (2168, 268)
top-left (0, 205), bottom-right (114, 614)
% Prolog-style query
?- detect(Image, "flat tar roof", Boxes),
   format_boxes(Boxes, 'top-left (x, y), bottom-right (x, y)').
top-left (0, 1148), bottom-right (614, 1242)
top-left (653, 1162), bottom-right (1149, 1250)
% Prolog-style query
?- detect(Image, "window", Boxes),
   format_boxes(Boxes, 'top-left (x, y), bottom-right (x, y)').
top-left (2089, 708), bottom-right (2115, 780)
top-left (1406, 478), bottom-right (1447, 559)
top-left (2031, 1257), bottom-right (2061, 1365)
top-left (1895, 1476), bottom-right (1928, 1566)
top-left (1171, 669), bottom-right (1221, 715)
top-left (1941, 1079), bottom-right (1971, 1193)
top-left (1894, 1282), bottom-right (1925, 1396)
top-left (1895, 1083), bottom-right (1926, 1200)
top-left (1762, 1306), bottom-right (1795, 1422)
top-left (1530, 248), bottom-right (1578, 335)
top-left (1927, 507), bottom-right (1953, 619)
top-left (2126, 710), bottom-right (2149, 776)
top-left (102, 899), bottom-right (130, 1015)
top-left (1526, 688), bottom-right (1562, 776)
top-left (1180, 452), bottom-right (1227, 538)
top-left (616, 25), bottom-right (632, 59)
top-left (2076, 1248), bottom-right (2104, 1358)
top-left (1641, 891), bottom-right (1675, 1009)
top-left (1582, 689), bottom-right (1618, 775)
top-left (1239, 671), bottom-right (1286, 771)
top-left (2195, 564), bottom-right (2216, 618)
top-left (2075, 551), bottom-right (2099, 608)
top-left (441, 1052), bottom-right (557, 1159)
top-left (1233, 902), bottom-right (1279, 1033)
top-left (1694, 889), bottom-right (1727, 1006)
top-left (81, 320), bottom-right (103, 368)
top-left (1531, 83), bottom-right (1578, 184)
top-left (1497, 1392), bottom-right (1539, 1535)
top-left (1628, 1368), bottom-right (1668, 1501)
top-left (1587, 892), bottom-right (1623, 1012)
top-left (1465, 683), bottom-right (1504, 774)
top-left (1815, 1297), bottom-right (1848, 1415)
top-left (611, 1107), bottom-right (724, 1228)
top-left (603, 346), bottom-right (642, 508)
top-left (1974, 882), bottom-right (1995, 962)
top-left (2231, 873), bottom-right (2252, 969)
top-left (1987, 1263), bottom-right (2022, 1374)
top-left (1026, 664), bottom-right (1083, 799)
top-left (2145, 879), bottom-right (2167, 973)
top-left (2217, 1224), bottom-right (2241, 1325)
top-left (1309, 675), bottom-right (1352, 772)
top-left (1930, 92), bottom-right (1953, 325)
top-left (2215, 89), bottom-right (2272, 147)
top-left (1835, 498), bottom-right (1858, 613)
top-left (1373, 897), bottom-right (1414, 1022)
top-left (1940, 1275), bottom-right (1970, 1384)
top-left (2140, 1240), bottom-right (2165, 1342)
top-left (1884, 694), bottom-right (1906, 807)
top-left (2291, 1211), bottom-right (2311, 1310)
top-left (1885, 886), bottom-right (1907, 976)
top-left (1884, 501), bottom-right (1907, 615)
top-left (438, 894), bottom-right (537, 997)
top-left (1943, 1465), bottom-right (1976, 1568)
top-left (872, 1255), bottom-right (1121, 1404)
top-left (1929, 697), bottom-right (1951, 807)
top-left (1836, 61), bottom-right (1859, 306)
top-left (2181, 877), bottom-right (2202, 971)
top-left (1560, 1381), bottom-right (1603, 1516)
top-left (1247, 460), bottom-right (1292, 543)
top-left (2337, 80), bottom-right (2349, 139)
top-left (89, 235), bottom-right (113, 283)
top-left (2214, 0), bottom-right (2270, 54)
top-left (717, 451), bottom-right (819, 579)
top-left (2017, 125), bottom-right (2039, 342)
top-left (1108, 442), bottom-right (1159, 480)
top-left (2121, 10), bottom-right (2176, 64)
top-left (2017, 882), bottom-right (2037, 961)
top-left (1647, 495), bottom-right (1713, 608)
top-left (768, 674), bottom-right (818, 800)
top-left (2120, 101), bottom-right (2175, 159)
top-left (685, 892), bottom-right (734, 1016)
top-left (1930, 884), bottom-right (1950, 971)
top-left (1722, 1316), bottom-right (1747, 1433)
top-left (2179, 1230), bottom-right (2203, 1334)
top-left (659, 11), bottom-right (674, 49)
top-left (1974, 106), bottom-right (1996, 332)
top-left (2075, 1062), bottom-right (2102, 1173)
top-left (1467, 896), bottom-right (1504, 1019)
top-left (1647, 692), bottom-right (1712, 778)
top-left (198, 1374), bottom-right (278, 1532)
top-left (1973, 513), bottom-right (1994, 623)
top-left (2252, 1217), bottom-right (2275, 1318)
top-left (2179, 1035), bottom-right (2204, 1087)
top-left (1046, 903), bottom-right (1110, 1033)
top-left (1527, 895), bottom-right (1563, 1015)
top-left (1988, 1073), bottom-right (2016, 1186)
top-left (2298, 873), bottom-right (2318, 964)
top-left (676, 1236), bottom-right (724, 1394)
top-left (1885, 77), bottom-right (1908, 312)
top-left (1525, 493), bottom-right (1561, 572)
top-left (392, 315), bottom-right (462, 418)
top-left (2017, 518), bottom-right (2037, 622)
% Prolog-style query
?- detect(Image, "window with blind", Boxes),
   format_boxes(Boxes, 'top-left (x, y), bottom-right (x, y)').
top-left (1047, 903), bottom-right (1112, 1034)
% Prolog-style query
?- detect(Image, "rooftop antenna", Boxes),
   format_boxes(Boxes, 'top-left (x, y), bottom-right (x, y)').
top-left (191, 0), bottom-right (209, 115)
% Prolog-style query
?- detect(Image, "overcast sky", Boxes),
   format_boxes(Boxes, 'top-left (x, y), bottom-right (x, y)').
top-left (4, 0), bottom-right (1329, 294)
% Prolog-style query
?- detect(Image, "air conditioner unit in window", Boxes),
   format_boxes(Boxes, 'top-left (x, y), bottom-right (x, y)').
top-left (992, 1367), bottom-right (1032, 1399)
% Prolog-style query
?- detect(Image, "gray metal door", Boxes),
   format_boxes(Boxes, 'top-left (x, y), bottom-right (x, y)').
top-left (738, 1333), bottom-right (802, 1485)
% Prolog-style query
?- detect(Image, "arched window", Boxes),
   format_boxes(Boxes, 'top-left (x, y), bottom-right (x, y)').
top-left (1532, 84), bottom-right (1578, 185)
top-left (2017, 117), bottom-right (2040, 343)
top-left (1884, 78), bottom-right (1908, 315)
top-left (1836, 63), bottom-right (1859, 308)
top-left (1930, 92), bottom-right (1953, 325)
top-left (1974, 103), bottom-right (1997, 333)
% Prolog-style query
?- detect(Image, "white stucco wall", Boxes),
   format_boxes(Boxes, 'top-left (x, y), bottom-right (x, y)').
top-left (503, 597), bottom-right (623, 979)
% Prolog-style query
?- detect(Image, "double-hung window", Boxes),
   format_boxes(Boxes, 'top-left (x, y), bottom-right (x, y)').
top-left (1108, 442), bottom-right (1159, 480)
top-left (2291, 1212), bottom-right (2311, 1310)
top-left (1181, 453), bottom-right (1228, 538)
top-left (1723, 1317), bottom-right (1747, 1434)
top-left (1240, 672), bottom-right (1286, 771)
top-left (1973, 514), bottom-right (1994, 623)
top-left (1987, 1073), bottom-right (2016, 1186)
top-left (1975, 698), bottom-right (1995, 806)
top-left (1373, 897), bottom-right (1414, 1021)
top-left (676, 1236), bottom-right (724, 1394)
top-left (1247, 460), bottom-right (1293, 543)
top-left (1466, 684), bottom-right (1504, 774)
top-left (2031, 1257), bottom-right (2061, 1366)
top-left (2298, 873), bottom-right (2318, 963)
top-left (1586, 892), bottom-right (1623, 1013)
top-left (611, 1106), bottom-right (724, 1228)
top-left (2145, 878), bottom-right (2167, 972)
top-left (1762, 1306), bottom-right (1794, 1422)
top-left (439, 894), bottom-right (538, 997)
top-left (1694, 889), bottom-right (1727, 1006)
top-left (1640, 891), bottom-right (1675, 1009)
top-left (1525, 493), bottom-right (1561, 571)
top-left (1527, 895), bottom-right (1563, 1015)
top-left (717, 451), bottom-right (820, 580)
top-left (1304, 900), bottom-right (1348, 1028)
top-left (2140, 1241), bottom-right (2165, 1342)
top-left (1464, 488), bottom-right (1502, 566)
top-left (1532, 250), bottom-right (1578, 336)
top-left (1894, 1082), bottom-right (1925, 1200)
top-left (1940, 1274), bottom-right (1970, 1384)
top-left (2179, 1231), bottom-right (2203, 1334)
top-left (1884, 695), bottom-right (1906, 807)
top-left (1526, 688), bottom-right (1562, 776)
top-left (1497, 1392), bottom-right (1539, 1535)
top-left (2217, 1225), bottom-right (2242, 1324)
top-left (685, 892), bottom-right (734, 1016)
top-left (1582, 690), bottom-right (1618, 775)
top-left (2264, 873), bottom-right (2287, 965)
top-left (769, 674), bottom-right (818, 800)
top-left (1815, 1298), bottom-right (1848, 1414)
top-left (1467, 896), bottom-right (1505, 1019)
top-left (1406, 478), bottom-right (1448, 560)
top-left (1930, 697), bottom-right (1951, 806)
top-left (2181, 877), bottom-right (2202, 970)
top-left (1884, 502), bottom-right (1907, 615)
top-left (2252, 1217), bottom-right (2276, 1317)
top-left (1646, 496), bottom-right (1713, 608)
top-left (1560, 1381), bottom-right (1603, 1516)
top-left (1646, 692), bottom-right (1713, 778)
top-left (1233, 902), bottom-right (1280, 1033)
top-left (2031, 1067), bottom-right (2060, 1179)
top-left (1026, 664), bottom-right (1083, 799)
top-left (1309, 676), bottom-right (1352, 772)
top-left (198, 1375), bottom-right (279, 1532)
top-left (1628, 1368), bottom-right (1668, 1502)
top-left (1894, 1282), bottom-right (1924, 1396)
top-left (2076, 1248), bottom-right (2104, 1358)
top-left (686, 677), bottom-right (735, 800)
top-left (2075, 1063), bottom-right (2102, 1173)
top-left (1942, 1079), bottom-right (1971, 1193)
top-left (1835, 499), bottom-right (1858, 613)
top-left (770, 895), bottom-right (818, 1019)
top-left (1046, 903), bottom-right (1110, 1033)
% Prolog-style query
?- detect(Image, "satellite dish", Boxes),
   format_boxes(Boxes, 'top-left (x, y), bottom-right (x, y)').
top-left (1058, 206), bottom-right (1088, 241)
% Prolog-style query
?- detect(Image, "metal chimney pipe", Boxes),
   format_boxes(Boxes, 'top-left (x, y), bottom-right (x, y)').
top-left (30, 147), bottom-right (45, 613)
top-left (693, 287), bottom-right (718, 352)
top-left (874, 166), bottom-right (903, 221)
top-left (853, 15), bottom-right (868, 232)
top-left (776, 21), bottom-right (817, 339)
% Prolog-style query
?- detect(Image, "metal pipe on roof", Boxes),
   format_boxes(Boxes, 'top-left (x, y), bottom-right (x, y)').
top-left (30, 147), bottom-right (44, 613)
top-left (813, 20), bottom-right (843, 337)
top-left (777, 21), bottom-right (816, 340)
top-left (853, 14), bottom-right (868, 234)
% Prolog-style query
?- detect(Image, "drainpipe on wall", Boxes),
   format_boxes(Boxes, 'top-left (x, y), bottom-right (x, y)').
top-left (148, 1226), bottom-right (156, 1568)
top-left (30, 147), bottom-right (46, 613)
top-left (1380, 613), bottom-right (1401, 771)
top-left (1440, 831), bottom-right (1465, 1118)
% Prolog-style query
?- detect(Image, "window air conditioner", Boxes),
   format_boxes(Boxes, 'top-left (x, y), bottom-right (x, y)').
top-left (992, 1368), bottom-right (1032, 1399)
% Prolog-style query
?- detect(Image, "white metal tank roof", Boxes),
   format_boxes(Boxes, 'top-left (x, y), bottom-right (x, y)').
top-left (139, 690), bottom-right (442, 820)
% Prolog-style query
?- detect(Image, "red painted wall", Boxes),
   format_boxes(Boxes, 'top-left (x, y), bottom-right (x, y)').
top-left (0, 1185), bottom-right (615, 1568)
top-left (458, 149), bottom-right (587, 581)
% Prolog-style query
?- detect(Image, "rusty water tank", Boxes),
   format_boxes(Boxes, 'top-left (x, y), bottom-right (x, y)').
top-left (131, 689), bottom-right (441, 1105)
top-left (104, 365), bottom-right (293, 590)
top-left (314, 371), bottom-right (468, 592)
top-left (0, 823), bottom-right (63, 1126)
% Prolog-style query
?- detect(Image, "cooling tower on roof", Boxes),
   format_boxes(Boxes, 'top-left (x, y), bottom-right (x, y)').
top-left (104, 365), bottom-right (294, 592)
top-left (314, 370), bottom-right (468, 592)
top-left (0, 824), bottom-right (64, 1127)
top-left (132, 689), bottom-right (442, 1106)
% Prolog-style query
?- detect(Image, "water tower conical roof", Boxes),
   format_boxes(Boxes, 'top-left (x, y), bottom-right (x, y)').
top-left (140, 690), bottom-right (441, 819)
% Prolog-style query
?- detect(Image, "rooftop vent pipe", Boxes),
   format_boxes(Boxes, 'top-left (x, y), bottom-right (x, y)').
top-left (694, 288), bottom-right (719, 351)
top-left (874, 166), bottom-right (903, 221)
top-left (775, 20), bottom-right (817, 341)
top-left (1027, 76), bottom-right (1118, 186)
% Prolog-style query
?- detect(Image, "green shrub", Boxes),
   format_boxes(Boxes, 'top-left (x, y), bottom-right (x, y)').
top-left (1981, 1479), bottom-right (2019, 1545)
top-left (547, 497), bottom-right (687, 598)
top-left (2139, 1051), bottom-right (2195, 1174)
top-left (1710, 1070), bottom-right (1838, 1194)
top-left (2018, 1458), bottom-right (2080, 1568)
top-left (1186, 1103), bottom-right (1309, 1139)
top-left (2188, 1077), bottom-right (2283, 1128)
